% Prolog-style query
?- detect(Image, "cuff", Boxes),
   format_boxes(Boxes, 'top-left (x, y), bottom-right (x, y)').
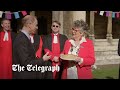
top-left (78, 58), bottom-right (83, 65)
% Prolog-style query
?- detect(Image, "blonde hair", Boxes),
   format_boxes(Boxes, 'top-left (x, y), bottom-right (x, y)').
top-left (22, 15), bottom-right (37, 26)
top-left (52, 20), bottom-right (61, 26)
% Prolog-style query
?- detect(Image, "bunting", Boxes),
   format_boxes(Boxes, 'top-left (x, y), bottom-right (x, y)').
top-left (94, 11), bottom-right (120, 18)
top-left (0, 11), bottom-right (28, 19)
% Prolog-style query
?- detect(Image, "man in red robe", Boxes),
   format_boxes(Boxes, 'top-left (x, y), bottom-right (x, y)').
top-left (0, 18), bottom-right (16, 79)
top-left (44, 21), bottom-right (68, 79)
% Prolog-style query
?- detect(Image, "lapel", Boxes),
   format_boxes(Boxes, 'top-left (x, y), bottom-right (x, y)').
top-left (48, 34), bottom-right (52, 51)
top-left (33, 35), bottom-right (40, 52)
top-left (11, 32), bottom-right (15, 43)
top-left (59, 34), bottom-right (63, 52)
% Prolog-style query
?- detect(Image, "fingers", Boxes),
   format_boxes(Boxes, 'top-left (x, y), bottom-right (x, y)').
top-left (60, 54), bottom-right (64, 57)
top-left (48, 55), bottom-right (51, 59)
top-left (45, 52), bottom-right (49, 56)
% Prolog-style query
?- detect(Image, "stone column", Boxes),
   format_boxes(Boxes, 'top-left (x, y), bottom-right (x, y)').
top-left (30, 11), bottom-right (35, 16)
top-left (58, 11), bottom-right (63, 34)
top-left (63, 11), bottom-right (73, 38)
top-left (52, 11), bottom-right (59, 21)
top-left (72, 11), bottom-right (86, 21)
top-left (106, 11), bottom-right (113, 44)
top-left (52, 11), bottom-right (63, 34)
top-left (89, 11), bottom-right (95, 41)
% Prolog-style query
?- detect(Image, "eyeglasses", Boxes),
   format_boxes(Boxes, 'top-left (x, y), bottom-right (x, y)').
top-left (52, 25), bottom-right (59, 28)
top-left (72, 28), bottom-right (80, 32)
top-left (72, 28), bottom-right (83, 34)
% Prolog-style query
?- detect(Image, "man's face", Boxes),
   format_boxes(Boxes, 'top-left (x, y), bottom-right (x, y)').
top-left (29, 19), bottom-right (38, 34)
top-left (1, 20), bottom-right (11, 31)
top-left (51, 22), bottom-right (60, 34)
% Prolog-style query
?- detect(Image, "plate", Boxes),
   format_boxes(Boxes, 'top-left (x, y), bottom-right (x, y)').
top-left (60, 54), bottom-right (77, 61)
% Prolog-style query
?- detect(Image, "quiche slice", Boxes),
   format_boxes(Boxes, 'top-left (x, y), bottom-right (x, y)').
top-left (60, 54), bottom-right (77, 61)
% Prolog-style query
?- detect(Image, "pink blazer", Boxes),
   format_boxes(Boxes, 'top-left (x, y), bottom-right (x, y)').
top-left (61, 38), bottom-right (95, 79)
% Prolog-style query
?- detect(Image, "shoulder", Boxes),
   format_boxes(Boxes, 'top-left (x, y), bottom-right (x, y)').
top-left (85, 38), bottom-right (94, 46)
top-left (86, 38), bottom-right (93, 43)
top-left (15, 32), bottom-right (26, 41)
top-left (45, 34), bottom-right (52, 38)
top-left (60, 34), bottom-right (67, 37)
top-left (65, 39), bottom-right (72, 44)
top-left (59, 34), bottom-right (68, 39)
top-left (11, 31), bottom-right (17, 36)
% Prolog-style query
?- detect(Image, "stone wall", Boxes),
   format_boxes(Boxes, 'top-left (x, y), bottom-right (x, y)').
top-left (94, 39), bottom-right (120, 65)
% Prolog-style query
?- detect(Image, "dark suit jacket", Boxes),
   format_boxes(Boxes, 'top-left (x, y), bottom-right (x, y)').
top-left (43, 34), bottom-right (68, 79)
top-left (11, 32), bottom-right (17, 43)
top-left (118, 39), bottom-right (120, 79)
top-left (13, 32), bottom-right (45, 79)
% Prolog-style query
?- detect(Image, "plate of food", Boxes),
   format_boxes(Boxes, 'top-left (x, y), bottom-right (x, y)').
top-left (60, 54), bottom-right (77, 61)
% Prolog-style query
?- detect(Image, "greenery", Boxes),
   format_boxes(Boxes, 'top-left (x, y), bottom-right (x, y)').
top-left (92, 64), bottom-right (119, 79)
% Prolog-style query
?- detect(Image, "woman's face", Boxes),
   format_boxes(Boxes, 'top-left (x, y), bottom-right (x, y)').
top-left (71, 27), bottom-right (83, 40)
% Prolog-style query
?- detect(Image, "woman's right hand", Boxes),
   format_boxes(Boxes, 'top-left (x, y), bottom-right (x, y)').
top-left (60, 54), bottom-right (64, 57)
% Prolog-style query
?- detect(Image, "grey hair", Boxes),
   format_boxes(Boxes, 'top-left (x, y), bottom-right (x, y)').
top-left (73, 19), bottom-right (90, 37)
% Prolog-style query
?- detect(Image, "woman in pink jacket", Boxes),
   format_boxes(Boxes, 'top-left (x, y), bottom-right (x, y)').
top-left (61, 20), bottom-right (95, 79)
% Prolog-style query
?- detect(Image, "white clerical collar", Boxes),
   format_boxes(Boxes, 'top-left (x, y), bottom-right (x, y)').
top-left (3, 30), bottom-right (9, 41)
top-left (53, 33), bottom-right (58, 43)
top-left (53, 33), bottom-right (58, 36)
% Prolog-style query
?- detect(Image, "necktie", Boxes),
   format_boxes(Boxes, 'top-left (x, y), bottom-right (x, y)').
top-left (53, 34), bottom-right (58, 43)
top-left (3, 31), bottom-right (9, 41)
top-left (30, 35), bottom-right (34, 43)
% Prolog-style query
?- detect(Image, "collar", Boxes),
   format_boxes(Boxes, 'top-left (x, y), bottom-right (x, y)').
top-left (80, 36), bottom-right (87, 43)
top-left (51, 33), bottom-right (59, 37)
top-left (21, 30), bottom-right (30, 40)
top-left (69, 36), bottom-right (87, 47)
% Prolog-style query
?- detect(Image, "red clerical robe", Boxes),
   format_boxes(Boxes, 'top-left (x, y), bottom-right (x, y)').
top-left (45, 33), bottom-right (61, 79)
top-left (0, 31), bottom-right (12, 79)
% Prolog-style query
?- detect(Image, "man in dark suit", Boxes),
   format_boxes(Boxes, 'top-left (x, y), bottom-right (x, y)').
top-left (44, 21), bottom-right (68, 79)
top-left (12, 15), bottom-right (51, 79)
top-left (29, 32), bottom-right (53, 79)
top-left (118, 39), bottom-right (120, 79)
top-left (0, 18), bottom-right (17, 79)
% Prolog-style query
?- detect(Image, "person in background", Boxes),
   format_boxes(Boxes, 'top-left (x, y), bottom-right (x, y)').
top-left (0, 18), bottom-right (16, 79)
top-left (61, 19), bottom-right (95, 79)
top-left (44, 21), bottom-right (68, 79)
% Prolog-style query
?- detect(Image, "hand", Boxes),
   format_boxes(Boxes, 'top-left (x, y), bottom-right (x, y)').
top-left (43, 52), bottom-right (51, 61)
top-left (60, 54), bottom-right (64, 57)
top-left (53, 56), bottom-right (59, 62)
top-left (75, 57), bottom-right (81, 62)
top-left (75, 57), bottom-right (83, 65)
